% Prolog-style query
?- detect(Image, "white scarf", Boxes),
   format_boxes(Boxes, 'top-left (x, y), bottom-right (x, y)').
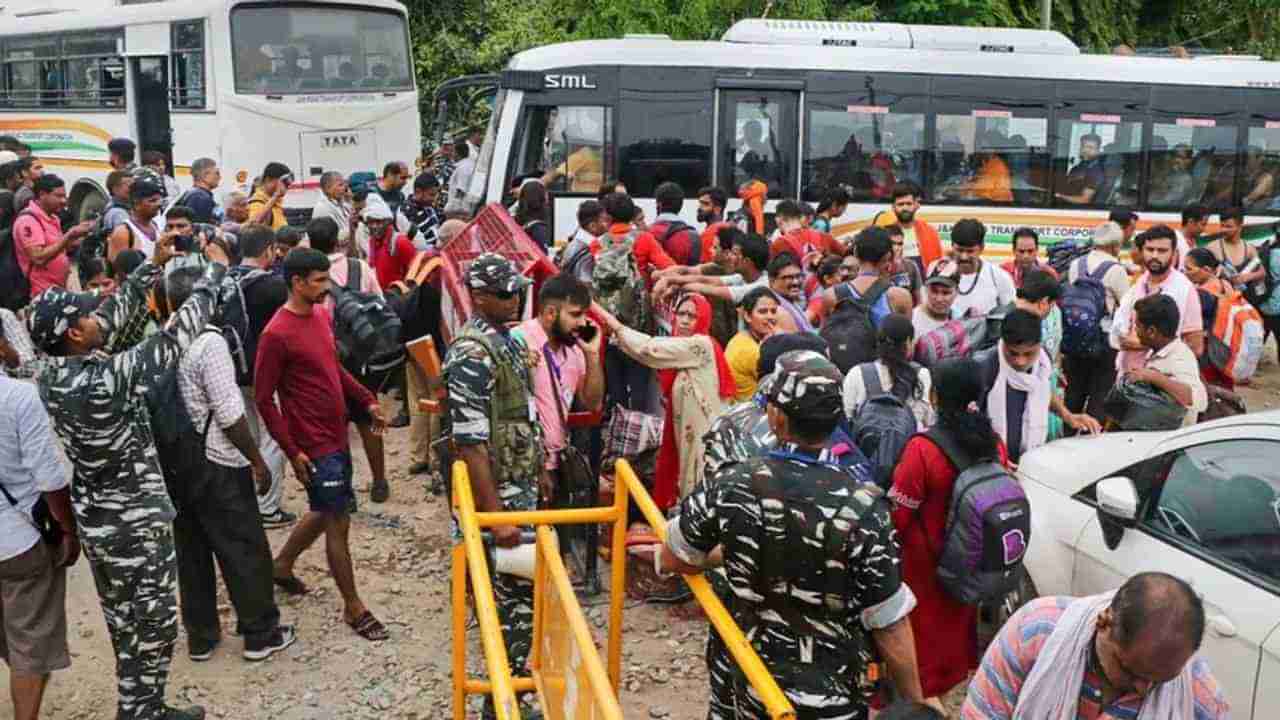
top-left (988, 340), bottom-right (1052, 456)
top-left (1014, 592), bottom-right (1194, 720)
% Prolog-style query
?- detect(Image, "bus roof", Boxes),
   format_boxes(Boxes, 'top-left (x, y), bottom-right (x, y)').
top-left (508, 33), bottom-right (1279, 90)
top-left (0, 0), bottom-right (408, 35)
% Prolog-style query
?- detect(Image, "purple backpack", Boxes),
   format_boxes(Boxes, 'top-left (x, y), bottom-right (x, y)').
top-left (925, 427), bottom-right (1031, 605)
top-left (1060, 256), bottom-right (1116, 357)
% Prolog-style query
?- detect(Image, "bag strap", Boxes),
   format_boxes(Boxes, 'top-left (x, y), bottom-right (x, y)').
top-left (1087, 259), bottom-right (1117, 282)
top-left (857, 277), bottom-right (892, 309)
top-left (347, 257), bottom-right (361, 291)
top-left (924, 426), bottom-right (975, 473)
top-left (860, 362), bottom-right (883, 398)
top-left (543, 343), bottom-right (569, 424)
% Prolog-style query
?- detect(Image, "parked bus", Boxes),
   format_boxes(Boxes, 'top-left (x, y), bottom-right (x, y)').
top-left (438, 19), bottom-right (1280, 253)
top-left (0, 0), bottom-right (419, 223)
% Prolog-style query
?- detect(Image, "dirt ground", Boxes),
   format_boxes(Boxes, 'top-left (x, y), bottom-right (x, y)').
top-left (8, 342), bottom-right (1280, 720)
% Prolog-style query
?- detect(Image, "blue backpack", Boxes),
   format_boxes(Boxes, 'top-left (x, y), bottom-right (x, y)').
top-left (1060, 256), bottom-right (1116, 358)
top-left (851, 362), bottom-right (919, 490)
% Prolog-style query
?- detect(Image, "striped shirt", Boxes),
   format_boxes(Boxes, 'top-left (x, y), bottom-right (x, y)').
top-left (963, 596), bottom-right (1229, 720)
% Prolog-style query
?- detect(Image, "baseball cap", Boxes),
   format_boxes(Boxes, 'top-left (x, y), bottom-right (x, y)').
top-left (925, 259), bottom-right (960, 288)
top-left (758, 350), bottom-right (844, 420)
top-left (27, 288), bottom-right (104, 353)
top-left (466, 253), bottom-right (530, 294)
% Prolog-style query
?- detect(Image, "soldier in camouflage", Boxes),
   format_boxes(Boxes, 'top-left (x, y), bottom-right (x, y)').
top-left (702, 333), bottom-right (872, 484)
top-left (661, 351), bottom-right (932, 720)
top-left (27, 233), bottom-right (227, 720)
top-left (443, 253), bottom-right (544, 719)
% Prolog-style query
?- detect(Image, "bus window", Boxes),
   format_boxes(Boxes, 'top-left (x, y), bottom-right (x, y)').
top-left (513, 105), bottom-right (611, 196)
top-left (63, 32), bottom-right (122, 108)
top-left (1148, 120), bottom-right (1237, 210)
top-left (617, 95), bottom-right (711, 198)
top-left (803, 101), bottom-right (924, 203)
top-left (719, 90), bottom-right (798, 199)
top-left (5, 36), bottom-right (58, 107)
top-left (171, 21), bottom-right (205, 109)
top-left (231, 6), bottom-right (413, 94)
top-left (1054, 116), bottom-right (1143, 208)
top-left (1244, 127), bottom-right (1280, 213)
top-left (932, 109), bottom-right (1050, 206)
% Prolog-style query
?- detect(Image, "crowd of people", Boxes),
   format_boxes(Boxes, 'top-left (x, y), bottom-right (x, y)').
top-left (0, 123), bottom-right (1253, 720)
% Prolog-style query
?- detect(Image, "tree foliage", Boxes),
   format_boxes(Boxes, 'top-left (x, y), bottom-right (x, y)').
top-left (403, 0), bottom-right (1280, 101)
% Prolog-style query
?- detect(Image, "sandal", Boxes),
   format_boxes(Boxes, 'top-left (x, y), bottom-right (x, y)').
top-left (348, 611), bottom-right (390, 641)
top-left (370, 480), bottom-right (390, 503)
top-left (272, 575), bottom-right (309, 596)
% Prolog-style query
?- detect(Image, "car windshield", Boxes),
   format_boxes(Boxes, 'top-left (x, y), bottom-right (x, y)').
top-left (231, 5), bottom-right (413, 95)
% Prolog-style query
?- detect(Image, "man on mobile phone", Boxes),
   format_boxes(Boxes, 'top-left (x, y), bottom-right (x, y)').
top-left (248, 163), bottom-right (291, 231)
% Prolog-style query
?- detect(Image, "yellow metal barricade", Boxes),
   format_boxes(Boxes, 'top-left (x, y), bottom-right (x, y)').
top-left (451, 459), bottom-right (795, 719)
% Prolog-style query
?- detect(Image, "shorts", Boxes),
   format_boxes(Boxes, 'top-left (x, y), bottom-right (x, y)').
top-left (306, 450), bottom-right (357, 515)
top-left (0, 541), bottom-right (69, 675)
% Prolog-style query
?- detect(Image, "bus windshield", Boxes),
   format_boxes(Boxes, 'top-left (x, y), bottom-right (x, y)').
top-left (232, 5), bottom-right (413, 95)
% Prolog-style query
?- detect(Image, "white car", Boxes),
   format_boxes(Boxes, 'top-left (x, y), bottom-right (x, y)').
top-left (1013, 411), bottom-right (1280, 719)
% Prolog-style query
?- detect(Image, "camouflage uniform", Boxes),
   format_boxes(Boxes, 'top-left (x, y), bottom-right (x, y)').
top-left (443, 254), bottom-right (543, 689)
top-left (28, 261), bottom-right (225, 720)
top-left (667, 352), bottom-right (916, 720)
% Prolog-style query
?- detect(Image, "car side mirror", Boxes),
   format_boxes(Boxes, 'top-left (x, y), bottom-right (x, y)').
top-left (1096, 476), bottom-right (1138, 550)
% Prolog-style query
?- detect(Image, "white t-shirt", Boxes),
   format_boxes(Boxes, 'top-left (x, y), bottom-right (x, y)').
top-left (950, 261), bottom-right (1015, 318)
top-left (842, 360), bottom-right (934, 429)
top-left (912, 305), bottom-right (957, 338)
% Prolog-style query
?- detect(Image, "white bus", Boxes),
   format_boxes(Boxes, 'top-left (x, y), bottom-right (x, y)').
top-left (441, 19), bottom-right (1280, 253)
top-left (0, 0), bottom-right (419, 223)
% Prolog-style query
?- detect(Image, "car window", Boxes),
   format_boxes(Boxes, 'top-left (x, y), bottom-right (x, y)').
top-left (1142, 439), bottom-right (1280, 586)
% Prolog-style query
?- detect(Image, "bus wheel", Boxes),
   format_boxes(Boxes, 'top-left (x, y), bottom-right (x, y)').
top-left (71, 185), bottom-right (108, 224)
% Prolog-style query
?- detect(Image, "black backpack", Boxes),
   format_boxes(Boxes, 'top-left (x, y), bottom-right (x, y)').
top-left (219, 266), bottom-right (273, 387)
top-left (145, 330), bottom-right (218, 486)
top-left (657, 220), bottom-right (701, 267)
top-left (851, 362), bottom-right (920, 489)
top-left (330, 258), bottom-right (405, 378)
top-left (822, 279), bottom-right (890, 374)
top-left (78, 200), bottom-right (129, 263)
top-left (0, 209), bottom-right (34, 311)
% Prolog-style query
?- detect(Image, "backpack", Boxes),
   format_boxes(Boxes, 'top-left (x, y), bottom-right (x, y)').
top-left (1244, 236), bottom-right (1280, 308)
top-left (330, 258), bottom-right (406, 378)
top-left (1207, 291), bottom-right (1265, 383)
top-left (913, 316), bottom-right (987, 369)
top-left (1060, 256), bottom-right (1116, 358)
top-left (77, 201), bottom-right (128, 263)
top-left (591, 230), bottom-right (651, 332)
top-left (851, 363), bottom-right (919, 489)
top-left (822, 279), bottom-right (890, 374)
top-left (146, 330), bottom-right (218, 485)
top-left (219, 266), bottom-right (273, 387)
top-left (0, 209), bottom-right (34, 311)
top-left (1047, 238), bottom-right (1092, 278)
top-left (925, 426), bottom-right (1031, 605)
top-left (655, 220), bottom-right (701, 267)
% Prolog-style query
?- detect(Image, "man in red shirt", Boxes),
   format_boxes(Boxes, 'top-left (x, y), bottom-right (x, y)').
top-left (590, 192), bottom-right (675, 282)
top-left (1000, 227), bottom-right (1058, 288)
top-left (255, 247), bottom-right (391, 642)
top-left (362, 195), bottom-right (417, 289)
top-left (13, 175), bottom-right (93, 298)
top-left (649, 182), bottom-right (712, 267)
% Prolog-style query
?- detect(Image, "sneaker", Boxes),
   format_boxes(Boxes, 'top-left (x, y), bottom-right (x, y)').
top-left (162, 705), bottom-right (206, 720)
top-left (243, 625), bottom-right (297, 662)
top-left (188, 637), bottom-right (219, 662)
top-left (260, 509), bottom-right (297, 529)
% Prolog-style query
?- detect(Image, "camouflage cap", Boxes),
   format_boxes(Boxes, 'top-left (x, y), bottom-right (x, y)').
top-left (26, 287), bottom-right (103, 353)
top-left (466, 252), bottom-right (530, 294)
top-left (759, 350), bottom-right (845, 419)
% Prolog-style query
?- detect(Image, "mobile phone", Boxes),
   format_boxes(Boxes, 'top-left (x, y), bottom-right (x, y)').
top-left (575, 323), bottom-right (597, 344)
top-left (281, 173), bottom-right (294, 187)
top-left (174, 232), bottom-right (195, 253)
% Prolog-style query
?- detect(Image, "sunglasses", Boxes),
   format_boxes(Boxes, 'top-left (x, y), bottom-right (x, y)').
top-left (484, 288), bottom-right (518, 301)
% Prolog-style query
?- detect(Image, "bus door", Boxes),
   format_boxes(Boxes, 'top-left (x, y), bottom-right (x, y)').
top-left (124, 24), bottom-right (174, 175)
top-left (716, 82), bottom-right (801, 202)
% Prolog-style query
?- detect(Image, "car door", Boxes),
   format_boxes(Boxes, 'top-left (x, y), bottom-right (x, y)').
top-left (1072, 430), bottom-right (1280, 718)
top-left (1257, 623), bottom-right (1280, 720)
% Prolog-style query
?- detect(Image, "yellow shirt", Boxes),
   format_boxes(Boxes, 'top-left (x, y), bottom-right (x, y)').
top-left (555, 146), bottom-right (604, 193)
top-left (248, 188), bottom-right (287, 231)
top-left (725, 331), bottom-right (761, 402)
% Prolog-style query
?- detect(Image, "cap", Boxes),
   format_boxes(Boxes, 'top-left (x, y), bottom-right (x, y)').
top-left (758, 350), bottom-right (844, 420)
top-left (757, 332), bottom-right (829, 378)
top-left (466, 252), bottom-right (530, 294)
top-left (362, 194), bottom-right (394, 221)
top-left (130, 177), bottom-right (165, 200)
top-left (925, 260), bottom-right (960, 288)
top-left (27, 287), bottom-right (103, 353)
top-left (0, 151), bottom-right (18, 165)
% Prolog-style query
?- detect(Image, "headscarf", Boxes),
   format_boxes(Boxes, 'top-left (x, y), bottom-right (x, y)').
top-left (653, 293), bottom-right (736, 508)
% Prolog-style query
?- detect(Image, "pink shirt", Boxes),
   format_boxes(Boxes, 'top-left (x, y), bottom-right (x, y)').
top-left (13, 201), bottom-right (69, 297)
top-left (515, 318), bottom-right (586, 470)
top-left (1113, 269), bottom-right (1203, 372)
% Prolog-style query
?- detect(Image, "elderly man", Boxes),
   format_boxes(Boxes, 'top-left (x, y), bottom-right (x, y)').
top-left (964, 572), bottom-right (1228, 720)
top-left (311, 171), bottom-right (354, 253)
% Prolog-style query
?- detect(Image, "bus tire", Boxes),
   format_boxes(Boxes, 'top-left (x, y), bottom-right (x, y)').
top-left (70, 182), bottom-right (108, 224)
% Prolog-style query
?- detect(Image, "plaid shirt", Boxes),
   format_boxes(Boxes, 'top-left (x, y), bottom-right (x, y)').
top-left (0, 308), bottom-right (36, 378)
top-left (177, 330), bottom-right (249, 467)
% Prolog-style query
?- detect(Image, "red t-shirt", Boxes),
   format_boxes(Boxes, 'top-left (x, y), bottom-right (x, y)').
top-left (368, 231), bottom-right (418, 289)
top-left (254, 305), bottom-right (376, 460)
top-left (769, 228), bottom-right (842, 262)
top-left (650, 219), bottom-right (715, 267)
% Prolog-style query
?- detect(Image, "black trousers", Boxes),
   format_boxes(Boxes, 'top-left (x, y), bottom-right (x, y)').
top-left (1062, 348), bottom-right (1118, 422)
top-left (173, 459), bottom-right (280, 650)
